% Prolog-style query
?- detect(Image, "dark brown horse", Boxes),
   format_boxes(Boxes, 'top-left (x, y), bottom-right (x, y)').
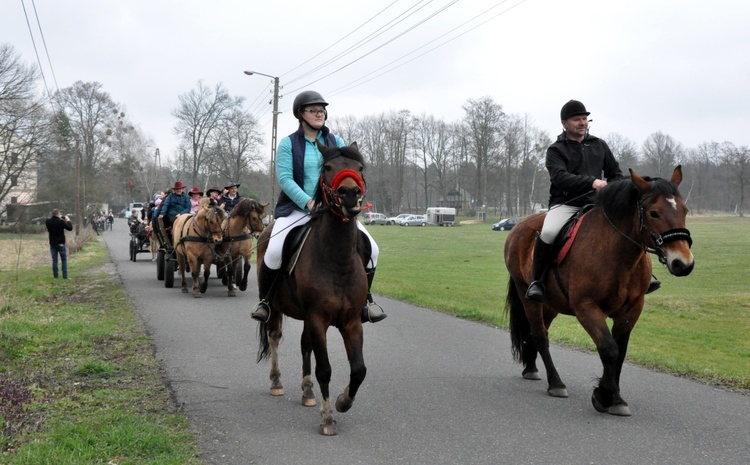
top-left (255, 142), bottom-right (369, 435)
top-left (172, 198), bottom-right (227, 297)
top-left (504, 166), bottom-right (694, 416)
top-left (217, 198), bottom-right (267, 297)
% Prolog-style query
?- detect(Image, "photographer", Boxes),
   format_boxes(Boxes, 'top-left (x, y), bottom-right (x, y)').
top-left (45, 209), bottom-right (73, 279)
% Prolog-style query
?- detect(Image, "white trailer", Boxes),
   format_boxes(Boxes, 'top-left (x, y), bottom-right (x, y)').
top-left (425, 207), bottom-right (456, 226)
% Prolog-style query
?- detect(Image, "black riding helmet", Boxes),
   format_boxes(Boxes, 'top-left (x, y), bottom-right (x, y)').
top-left (560, 100), bottom-right (590, 120)
top-left (293, 90), bottom-right (328, 121)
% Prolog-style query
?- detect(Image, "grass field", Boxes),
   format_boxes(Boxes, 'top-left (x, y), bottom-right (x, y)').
top-left (368, 215), bottom-right (750, 390)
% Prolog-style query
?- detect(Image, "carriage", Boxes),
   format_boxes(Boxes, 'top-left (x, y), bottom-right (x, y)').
top-left (128, 221), bottom-right (151, 262)
top-left (152, 215), bottom-right (179, 288)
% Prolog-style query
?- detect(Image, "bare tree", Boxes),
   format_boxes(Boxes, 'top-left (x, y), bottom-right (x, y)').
top-left (642, 131), bottom-right (683, 177)
top-left (172, 81), bottom-right (241, 186)
top-left (206, 108), bottom-right (264, 186)
top-left (721, 142), bottom-right (749, 216)
top-left (0, 44), bottom-right (51, 220)
top-left (462, 96), bottom-right (504, 210)
top-left (605, 132), bottom-right (640, 172)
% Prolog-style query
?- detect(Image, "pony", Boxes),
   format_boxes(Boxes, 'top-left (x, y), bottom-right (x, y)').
top-left (215, 198), bottom-right (268, 297)
top-left (504, 166), bottom-right (694, 416)
top-left (147, 223), bottom-right (159, 261)
top-left (255, 142), bottom-right (369, 436)
top-left (172, 198), bottom-right (227, 297)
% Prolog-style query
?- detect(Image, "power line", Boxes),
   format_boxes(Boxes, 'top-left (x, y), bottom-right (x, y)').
top-left (328, 0), bottom-right (528, 98)
top-left (286, 0), bottom-right (459, 95)
top-left (31, 0), bottom-right (59, 93)
top-left (20, 0), bottom-right (52, 103)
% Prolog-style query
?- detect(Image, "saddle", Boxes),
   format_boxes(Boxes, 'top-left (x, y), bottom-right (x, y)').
top-left (279, 222), bottom-right (372, 273)
top-left (552, 204), bottom-right (594, 264)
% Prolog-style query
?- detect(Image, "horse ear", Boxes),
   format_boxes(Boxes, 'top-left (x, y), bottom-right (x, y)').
top-left (629, 168), bottom-right (651, 195)
top-left (316, 140), bottom-right (328, 153)
top-left (349, 141), bottom-right (358, 151)
top-left (671, 165), bottom-right (683, 186)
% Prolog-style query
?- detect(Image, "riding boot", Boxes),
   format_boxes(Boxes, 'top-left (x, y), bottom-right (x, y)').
top-left (525, 237), bottom-right (554, 302)
top-left (362, 268), bottom-right (387, 323)
top-left (646, 274), bottom-right (661, 294)
top-left (251, 262), bottom-right (279, 323)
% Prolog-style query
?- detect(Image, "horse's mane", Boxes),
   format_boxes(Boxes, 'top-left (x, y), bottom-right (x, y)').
top-left (596, 175), bottom-right (681, 223)
top-left (311, 144), bottom-right (366, 208)
top-left (229, 197), bottom-right (256, 218)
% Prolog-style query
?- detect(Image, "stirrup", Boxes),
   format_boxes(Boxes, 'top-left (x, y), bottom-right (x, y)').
top-left (251, 300), bottom-right (271, 323)
top-left (362, 301), bottom-right (387, 323)
top-left (525, 281), bottom-right (545, 302)
top-left (646, 277), bottom-right (661, 294)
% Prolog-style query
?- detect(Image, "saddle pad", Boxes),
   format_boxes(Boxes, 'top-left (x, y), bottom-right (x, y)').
top-left (556, 212), bottom-right (588, 264)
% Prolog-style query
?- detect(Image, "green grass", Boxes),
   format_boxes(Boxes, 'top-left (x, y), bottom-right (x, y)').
top-left (0, 234), bottom-right (202, 464)
top-left (368, 215), bottom-right (750, 390)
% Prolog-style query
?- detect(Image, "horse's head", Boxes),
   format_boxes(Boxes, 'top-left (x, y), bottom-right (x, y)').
top-left (314, 141), bottom-right (366, 221)
top-left (198, 199), bottom-right (227, 245)
top-left (631, 165), bottom-right (695, 277)
top-left (230, 198), bottom-right (268, 238)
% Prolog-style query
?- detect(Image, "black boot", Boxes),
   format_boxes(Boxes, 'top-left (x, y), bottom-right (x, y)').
top-left (251, 262), bottom-right (279, 323)
top-left (362, 268), bottom-right (387, 323)
top-left (646, 275), bottom-right (661, 294)
top-left (525, 237), bottom-right (554, 302)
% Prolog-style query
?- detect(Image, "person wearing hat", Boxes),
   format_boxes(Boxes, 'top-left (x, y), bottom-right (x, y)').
top-left (206, 187), bottom-right (222, 201)
top-left (250, 90), bottom-right (386, 324)
top-left (158, 181), bottom-right (191, 229)
top-left (188, 187), bottom-right (204, 213)
top-left (525, 100), bottom-right (654, 301)
top-left (218, 182), bottom-right (242, 212)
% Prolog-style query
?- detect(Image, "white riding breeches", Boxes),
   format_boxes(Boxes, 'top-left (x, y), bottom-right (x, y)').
top-left (539, 204), bottom-right (579, 244)
top-left (263, 209), bottom-right (379, 270)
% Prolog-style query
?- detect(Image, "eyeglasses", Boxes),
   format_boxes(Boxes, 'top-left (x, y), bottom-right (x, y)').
top-left (303, 109), bottom-right (326, 116)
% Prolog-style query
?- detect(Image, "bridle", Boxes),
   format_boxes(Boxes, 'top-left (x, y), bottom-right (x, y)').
top-left (603, 194), bottom-right (692, 265)
top-left (319, 168), bottom-right (366, 222)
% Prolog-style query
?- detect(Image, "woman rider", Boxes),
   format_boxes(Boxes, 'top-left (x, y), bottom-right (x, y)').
top-left (250, 90), bottom-right (387, 324)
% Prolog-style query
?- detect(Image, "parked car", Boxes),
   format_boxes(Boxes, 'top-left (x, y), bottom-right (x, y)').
top-left (401, 215), bottom-right (427, 226)
top-left (386, 213), bottom-right (410, 225)
top-left (363, 212), bottom-right (387, 225)
top-left (491, 217), bottom-right (522, 231)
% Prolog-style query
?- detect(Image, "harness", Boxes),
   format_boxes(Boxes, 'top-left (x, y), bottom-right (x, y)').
top-left (175, 207), bottom-right (228, 262)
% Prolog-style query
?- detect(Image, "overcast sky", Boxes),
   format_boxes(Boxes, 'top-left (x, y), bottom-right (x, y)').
top-left (4, 0), bottom-right (749, 163)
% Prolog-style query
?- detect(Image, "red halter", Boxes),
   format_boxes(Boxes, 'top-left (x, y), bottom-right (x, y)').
top-left (320, 169), bottom-right (366, 222)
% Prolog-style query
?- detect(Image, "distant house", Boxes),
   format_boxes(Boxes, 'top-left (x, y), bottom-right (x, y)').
top-left (438, 188), bottom-right (473, 212)
top-left (0, 136), bottom-right (39, 223)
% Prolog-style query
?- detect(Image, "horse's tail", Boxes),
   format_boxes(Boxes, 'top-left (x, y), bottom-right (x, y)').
top-left (256, 320), bottom-right (270, 363)
top-left (505, 277), bottom-right (530, 363)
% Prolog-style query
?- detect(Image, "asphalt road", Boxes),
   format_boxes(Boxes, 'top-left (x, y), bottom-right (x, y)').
top-left (102, 219), bottom-right (749, 465)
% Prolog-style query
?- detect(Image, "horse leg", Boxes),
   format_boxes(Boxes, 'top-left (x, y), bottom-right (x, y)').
top-left (335, 321), bottom-right (366, 413)
top-left (309, 323), bottom-right (336, 436)
top-left (239, 254), bottom-right (251, 291)
top-left (200, 259), bottom-right (210, 293)
top-left (300, 326), bottom-right (317, 407)
top-left (579, 311), bottom-right (632, 416)
top-left (524, 301), bottom-right (567, 397)
top-left (227, 258), bottom-right (236, 297)
top-left (191, 257), bottom-right (202, 297)
top-left (268, 317), bottom-right (284, 396)
top-left (178, 253), bottom-right (189, 293)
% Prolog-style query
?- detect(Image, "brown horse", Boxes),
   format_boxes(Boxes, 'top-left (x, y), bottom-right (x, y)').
top-left (216, 198), bottom-right (267, 297)
top-left (504, 166), bottom-right (694, 416)
top-left (172, 198), bottom-right (227, 297)
top-left (255, 142), bottom-right (369, 436)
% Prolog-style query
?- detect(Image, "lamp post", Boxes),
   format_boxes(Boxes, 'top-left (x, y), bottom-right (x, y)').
top-left (244, 70), bottom-right (279, 216)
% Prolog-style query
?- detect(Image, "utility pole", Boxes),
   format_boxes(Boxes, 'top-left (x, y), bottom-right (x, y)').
top-left (244, 70), bottom-right (280, 217)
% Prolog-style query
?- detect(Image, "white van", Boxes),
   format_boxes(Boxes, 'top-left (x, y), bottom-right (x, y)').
top-left (363, 212), bottom-right (387, 225)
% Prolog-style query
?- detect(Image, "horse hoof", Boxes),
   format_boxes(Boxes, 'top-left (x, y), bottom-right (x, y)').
top-left (319, 422), bottom-right (337, 436)
top-left (607, 403), bottom-right (632, 416)
top-left (302, 397), bottom-right (317, 407)
top-left (548, 386), bottom-right (569, 398)
top-left (193, 292), bottom-right (201, 298)
top-left (270, 388), bottom-right (284, 397)
top-left (335, 393), bottom-right (353, 413)
top-left (522, 370), bottom-right (541, 380)
top-left (181, 288), bottom-right (188, 293)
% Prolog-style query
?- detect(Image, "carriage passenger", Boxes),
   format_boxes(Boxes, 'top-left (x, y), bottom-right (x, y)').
top-left (206, 187), bottom-right (222, 201)
top-left (218, 182), bottom-right (242, 212)
top-left (525, 100), bottom-right (659, 302)
top-left (188, 187), bottom-right (204, 214)
top-left (250, 90), bottom-right (387, 324)
top-left (158, 181), bottom-right (191, 230)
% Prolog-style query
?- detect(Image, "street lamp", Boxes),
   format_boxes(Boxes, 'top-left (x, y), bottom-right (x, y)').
top-left (244, 70), bottom-right (280, 216)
